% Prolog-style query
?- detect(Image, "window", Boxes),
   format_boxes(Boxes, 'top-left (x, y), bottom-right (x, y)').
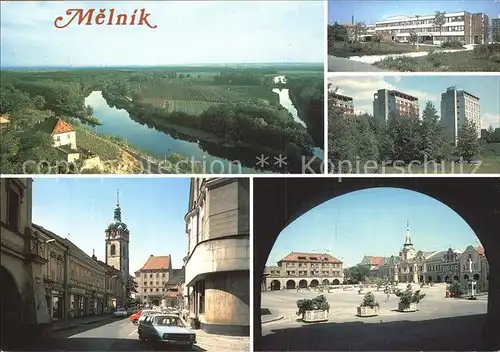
top-left (7, 187), bottom-right (20, 230)
top-left (199, 281), bottom-right (205, 314)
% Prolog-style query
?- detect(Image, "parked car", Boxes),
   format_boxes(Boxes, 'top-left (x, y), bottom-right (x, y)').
top-left (137, 309), bottom-right (163, 324)
top-left (130, 310), bottom-right (142, 325)
top-left (138, 314), bottom-right (196, 350)
top-left (113, 307), bottom-right (127, 318)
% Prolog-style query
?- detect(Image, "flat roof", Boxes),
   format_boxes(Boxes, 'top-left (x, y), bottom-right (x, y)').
top-left (376, 11), bottom-right (469, 24)
top-left (330, 92), bottom-right (353, 102)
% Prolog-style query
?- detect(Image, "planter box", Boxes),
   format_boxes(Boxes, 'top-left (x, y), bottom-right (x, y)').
top-left (303, 310), bottom-right (329, 323)
top-left (398, 302), bottom-right (418, 312)
top-left (357, 306), bottom-right (379, 317)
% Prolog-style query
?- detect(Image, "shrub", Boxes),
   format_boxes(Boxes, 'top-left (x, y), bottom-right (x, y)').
top-left (360, 292), bottom-right (379, 308)
top-left (448, 281), bottom-right (464, 297)
top-left (394, 288), bottom-right (426, 308)
top-left (296, 295), bottom-right (330, 316)
top-left (441, 40), bottom-right (465, 49)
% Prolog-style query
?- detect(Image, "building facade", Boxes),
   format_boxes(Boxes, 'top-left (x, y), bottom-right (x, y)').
top-left (441, 86), bottom-right (481, 144)
top-left (363, 222), bottom-right (489, 290)
top-left (329, 92), bottom-right (355, 115)
top-left (0, 178), bottom-right (51, 345)
top-left (135, 255), bottom-right (172, 305)
top-left (373, 89), bottom-right (419, 120)
top-left (264, 252), bottom-right (344, 290)
top-left (184, 178), bottom-right (250, 336)
top-left (493, 18), bottom-right (500, 41)
top-left (373, 12), bottom-right (489, 45)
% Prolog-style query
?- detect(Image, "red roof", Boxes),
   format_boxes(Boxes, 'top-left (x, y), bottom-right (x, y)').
top-left (52, 119), bottom-right (74, 134)
top-left (279, 252), bottom-right (342, 263)
top-left (365, 256), bottom-right (385, 266)
top-left (475, 246), bottom-right (485, 256)
top-left (140, 255), bottom-right (171, 271)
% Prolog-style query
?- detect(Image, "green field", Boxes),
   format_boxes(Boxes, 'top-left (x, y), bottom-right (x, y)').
top-left (383, 156), bottom-right (500, 174)
top-left (134, 79), bottom-right (279, 114)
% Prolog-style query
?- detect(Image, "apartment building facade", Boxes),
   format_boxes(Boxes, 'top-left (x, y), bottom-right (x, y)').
top-left (492, 18), bottom-right (500, 41)
top-left (373, 11), bottom-right (489, 45)
top-left (373, 89), bottom-right (419, 120)
top-left (263, 252), bottom-right (344, 291)
top-left (441, 86), bottom-right (481, 144)
top-left (329, 92), bottom-right (355, 115)
top-left (184, 178), bottom-right (250, 335)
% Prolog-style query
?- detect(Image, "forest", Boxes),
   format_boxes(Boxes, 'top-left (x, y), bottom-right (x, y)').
top-left (328, 98), bottom-right (500, 173)
top-left (0, 66), bottom-right (324, 174)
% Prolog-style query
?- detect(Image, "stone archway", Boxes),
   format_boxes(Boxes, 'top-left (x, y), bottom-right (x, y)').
top-left (310, 279), bottom-right (319, 288)
top-left (322, 279), bottom-right (330, 286)
top-left (427, 276), bottom-right (433, 282)
top-left (286, 280), bottom-right (296, 290)
top-left (253, 178), bottom-right (500, 350)
top-left (436, 275), bottom-right (441, 283)
top-left (332, 279), bottom-right (340, 285)
top-left (419, 275), bottom-right (424, 283)
top-left (473, 274), bottom-right (480, 280)
top-left (453, 275), bottom-right (459, 281)
top-left (270, 280), bottom-right (281, 291)
top-left (464, 274), bottom-right (470, 281)
top-left (298, 280), bottom-right (307, 288)
top-left (0, 266), bottom-right (23, 348)
top-left (444, 275), bottom-right (450, 283)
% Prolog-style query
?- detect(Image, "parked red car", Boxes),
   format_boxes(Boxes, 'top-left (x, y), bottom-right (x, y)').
top-left (130, 310), bottom-right (142, 324)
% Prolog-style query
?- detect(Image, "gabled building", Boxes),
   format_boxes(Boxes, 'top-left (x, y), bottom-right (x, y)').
top-left (37, 118), bottom-right (80, 163)
top-left (135, 255), bottom-right (172, 305)
top-left (163, 267), bottom-right (185, 308)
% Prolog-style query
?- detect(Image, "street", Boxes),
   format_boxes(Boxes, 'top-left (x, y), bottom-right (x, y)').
top-left (259, 284), bottom-right (488, 351)
top-left (6, 318), bottom-right (249, 352)
top-left (328, 56), bottom-right (388, 72)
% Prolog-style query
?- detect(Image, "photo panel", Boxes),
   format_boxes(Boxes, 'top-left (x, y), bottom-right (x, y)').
top-left (327, 74), bottom-right (500, 174)
top-left (0, 176), bottom-right (250, 351)
top-left (253, 177), bottom-right (500, 351)
top-left (1, 1), bottom-right (325, 175)
top-left (327, 0), bottom-right (499, 73)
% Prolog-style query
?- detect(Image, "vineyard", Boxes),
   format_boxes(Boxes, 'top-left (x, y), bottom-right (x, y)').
top-left (133, 79), bottom-right (277, 114)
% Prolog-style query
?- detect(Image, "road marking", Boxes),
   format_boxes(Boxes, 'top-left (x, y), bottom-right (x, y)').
top-left (129, 330), bottom-right (137, 336)
top-left (121, 323), bottom-right (125, 327)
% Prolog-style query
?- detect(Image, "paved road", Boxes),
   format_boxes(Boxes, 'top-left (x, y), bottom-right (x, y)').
top-left (259, 284), bottom-right (488, 351)
top-left (328, 56), bottom-right (388, 72)
top-left (6, 317), bottom-right (248, 351)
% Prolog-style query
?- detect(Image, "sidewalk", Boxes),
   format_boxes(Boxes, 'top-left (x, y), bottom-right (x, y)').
top-left (51, 315), bottom-right (114, 332)
top-left (262, 308), bottom-right (284, 324)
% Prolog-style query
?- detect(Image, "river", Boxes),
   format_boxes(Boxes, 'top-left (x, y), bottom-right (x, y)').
top-left (84, 88), bottom-right (322, 174)
top-left (272, 88), bottom-right (306, 128)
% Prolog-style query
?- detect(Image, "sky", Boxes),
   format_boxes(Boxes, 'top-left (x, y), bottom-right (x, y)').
top-left (32, 177), bottom-right (191, 274)
top-left (328, 0), bottom-right (499, 25)
top-left (327, 75), bottom-right (500, 129)
top-left (0, 1), bottom-right (324, 67)
top-left (267, 187), bottom-right (481, 268)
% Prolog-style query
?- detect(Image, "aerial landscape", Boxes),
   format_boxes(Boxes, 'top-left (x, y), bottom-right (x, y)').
top-left (0, 1), bottom-right (324, 174)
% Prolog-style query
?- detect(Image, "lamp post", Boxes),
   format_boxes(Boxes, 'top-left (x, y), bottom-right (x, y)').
top-left (468, 258), bottom-right (476, 299)
top-left (415, 15), bottom-right (420, 51)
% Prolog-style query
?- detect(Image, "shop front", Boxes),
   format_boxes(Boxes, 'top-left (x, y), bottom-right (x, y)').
top-left (70, 287), bottom-right (87, 317)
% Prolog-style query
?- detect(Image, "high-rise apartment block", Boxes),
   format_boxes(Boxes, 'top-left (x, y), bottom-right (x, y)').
top-left (492, 18), bottom-right (500, 41)
top-left (373, 89), bottom-right (419, 120)
top-left (329, 92), bottom-right (355, 115)
top-left (440, 86), bottom-right (481, 144)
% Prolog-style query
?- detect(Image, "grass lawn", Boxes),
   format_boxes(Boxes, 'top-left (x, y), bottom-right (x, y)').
top-left (382, 155), bottom-right (500, 174)
top-left (375, 50), bottom-right (500, 72)
top-left (329, 41), bottom-right (436, 57)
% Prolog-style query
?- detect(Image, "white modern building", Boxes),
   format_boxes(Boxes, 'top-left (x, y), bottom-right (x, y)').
top-left (372, 11), bottom-right (489, 45)
top-left (441, 86), bottom-right (481, 144)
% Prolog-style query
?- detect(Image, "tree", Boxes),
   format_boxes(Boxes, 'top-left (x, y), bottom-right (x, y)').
top-left (420, 101), bottom-right (447, 161)
top-left (328, 22), bottom-right (349, 43)
top-left (409, 32), bottom-right (418, 46)
top-left (352, 21), bottom-right (367, 42)
top-left (387, 113), bottom-right (422, 164)
top-left (345, 265), bottom-right (371, 283)
top-left (493, 33), bottom-right (500, 43)
top-left (125, 275), bottom-right (138, 306)
top-left (456, 119), bottom-right (480, 162)
top-left (433, 11), bottom-right (447, 44)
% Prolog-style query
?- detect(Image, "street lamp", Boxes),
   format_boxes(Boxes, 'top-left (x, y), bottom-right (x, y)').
top-left (415, 15), bottom-right (420, 51)
top-left (468, 258), bottom-right (476, 300)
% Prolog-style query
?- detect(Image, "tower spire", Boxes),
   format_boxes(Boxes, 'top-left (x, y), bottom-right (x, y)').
top-left (116, 189), bottom-right (120, 207)
top-left (114, 190), bottom-right (121, 221)
top-left (404, 220), bottom-right (412, 246)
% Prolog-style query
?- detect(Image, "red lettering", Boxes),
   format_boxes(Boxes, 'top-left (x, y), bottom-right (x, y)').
top-left (137, 9), bottom-right (157, 29)
top-left (54, 9), bottom-right (95, 29)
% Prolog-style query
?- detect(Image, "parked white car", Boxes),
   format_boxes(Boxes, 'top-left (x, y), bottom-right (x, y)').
top-left (138, 314), bottom-right (196, 349)
top-left (113, 307), bottom-right (128, 317)
top-left (137, 309), bottom-right (163, 324)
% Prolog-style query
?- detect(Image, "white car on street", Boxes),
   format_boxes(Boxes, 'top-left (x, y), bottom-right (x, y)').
top-left (113, 307), bottom-right (128, 317)
top-left (137, 309), bottom-right (163, 324)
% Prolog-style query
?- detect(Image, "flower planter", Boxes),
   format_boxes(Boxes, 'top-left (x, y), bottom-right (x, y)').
top-left (302, 310), bottom-right (329, 322)
top-left (357, 306), bottom-right (379, 317)
top-left (398, 302), bottom-right (418, 312)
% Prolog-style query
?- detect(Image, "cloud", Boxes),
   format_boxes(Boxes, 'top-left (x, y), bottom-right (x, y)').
top-left (482, 113), bottom-right (500, 129)
top-left (327, 76), bottom-right (439, 115)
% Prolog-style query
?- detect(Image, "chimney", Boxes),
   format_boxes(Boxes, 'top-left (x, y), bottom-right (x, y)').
top-left (352, 14), bottom-right (354, 25)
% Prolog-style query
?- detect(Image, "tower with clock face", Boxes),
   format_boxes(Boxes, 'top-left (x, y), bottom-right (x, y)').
top-left (105, 190), bottom-right (130, 277)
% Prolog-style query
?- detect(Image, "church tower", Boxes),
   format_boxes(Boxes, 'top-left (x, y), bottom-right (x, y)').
top-left (105, 190), bottom-right (130, 277)
top-left (401, 220), bottom-right (415, 261)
